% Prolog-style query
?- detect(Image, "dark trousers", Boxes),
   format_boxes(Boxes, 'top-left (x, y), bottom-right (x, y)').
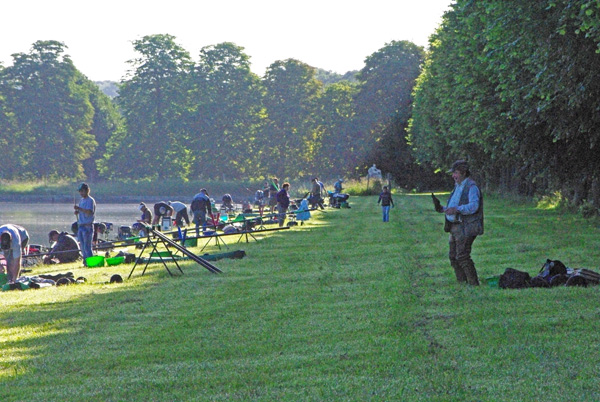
top-left (448, 225), bottom-right (479, 285)
top-left (175, 209), bottom-right (190, 226)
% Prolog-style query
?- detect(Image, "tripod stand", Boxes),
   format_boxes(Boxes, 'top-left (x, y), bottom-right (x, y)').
top-left (128, 225), bottom-right (222, 279)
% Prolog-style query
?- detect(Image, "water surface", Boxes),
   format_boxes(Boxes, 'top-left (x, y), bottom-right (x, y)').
top-left (0, 202), bottom-right (143, 246)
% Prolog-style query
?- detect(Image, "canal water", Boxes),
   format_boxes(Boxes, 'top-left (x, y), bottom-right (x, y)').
top-left (0, 202), bottom-right (143, 246)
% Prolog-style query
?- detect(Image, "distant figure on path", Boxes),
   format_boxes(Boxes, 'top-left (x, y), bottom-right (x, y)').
top-left (377, 186), bottom-right (394, 222)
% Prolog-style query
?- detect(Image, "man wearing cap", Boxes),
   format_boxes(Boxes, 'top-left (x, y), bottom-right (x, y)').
top-left (44, 230), bottom-right (80, 264)
top-left (0, 224), bottom-right (29, 283)
top-left (74, 182), bottom-right (96, 266)
top-left (191, 188), bottom-right (213, 236)
top-left (137, 203), bottom-right (153, 224)
top-left (435, 160), bottom-right (484, 286)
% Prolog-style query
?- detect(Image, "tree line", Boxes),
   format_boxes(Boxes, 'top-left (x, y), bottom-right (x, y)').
top-left (7, 2), bottom-right (595, 208)
top-left (0, 36), bottom-right (433, 188)
top-left (409, 0), bottom-right (600, 209)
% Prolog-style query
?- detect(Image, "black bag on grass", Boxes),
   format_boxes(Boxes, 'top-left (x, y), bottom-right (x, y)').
top-left (499, 268), bottom-right (531, 289)
top-left (538, 259), bottom-right (567, 280)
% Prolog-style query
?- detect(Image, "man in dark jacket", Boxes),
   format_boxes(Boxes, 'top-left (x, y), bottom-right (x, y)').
top-left (44, 230), bottom-right (81, 264)
top-left (377, 186), bottom-right (394, 222)
top-left (435, 160), bottom-right (484, 286)
top-left (191, 188), bottom-right (212, 236)
top-left (276, 182), bottom-right (291, 227)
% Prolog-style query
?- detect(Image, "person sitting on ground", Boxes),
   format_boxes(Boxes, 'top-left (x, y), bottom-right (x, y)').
top-left (168, 201), bottom-right (190, 227)
top-left (276, 182), bottom-right (291, 227)
top-left (152, 201), bottom-right (174, 225)
top-left (93, 222), bottom-right (107, 245)
top-left (191, 188), bottom-right (213, 237)
top-left (44, 229), bottom-right (80, 264)
top-left (334, 178), bottom-right (344, 194)
top-left (138, 203), bottom-right (153, 225)
top-left (0, 224), bottom-right (28, 283)
top-left (221, 194), bottom-right (235, 213)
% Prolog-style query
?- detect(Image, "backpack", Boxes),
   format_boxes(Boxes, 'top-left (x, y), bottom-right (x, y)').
top-left (538, 259), bottom-right (567, 281)
top-left (499, 268), bottom-right (531, 289)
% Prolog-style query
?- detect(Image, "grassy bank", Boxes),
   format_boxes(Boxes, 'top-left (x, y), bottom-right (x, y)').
top-left (2, 194), bottom-right (600, 401)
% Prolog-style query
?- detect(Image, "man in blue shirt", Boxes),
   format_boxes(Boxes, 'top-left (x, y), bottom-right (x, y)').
top-left (436, 160), bottom-right (484, 285)
top-left (74, 182), bottom-right (96, 266)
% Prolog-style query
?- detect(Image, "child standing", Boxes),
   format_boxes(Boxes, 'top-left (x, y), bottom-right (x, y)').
top-left (377, 186), bottom-right (394, 222)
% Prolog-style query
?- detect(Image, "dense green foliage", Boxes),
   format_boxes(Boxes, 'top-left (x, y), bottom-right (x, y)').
top-left (409, 0), bottom-right (600, 207)
top-left (0, 37), bottom-right (426, 185)
top-left (3, 195), bottom-right (600, 401)
top-left (0, 41), bottom-right (113, 180)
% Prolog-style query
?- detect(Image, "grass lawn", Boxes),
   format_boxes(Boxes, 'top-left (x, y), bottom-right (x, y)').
top-left (2, 194), bottom-right (600, 401)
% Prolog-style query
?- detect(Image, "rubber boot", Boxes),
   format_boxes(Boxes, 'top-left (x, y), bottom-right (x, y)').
top-left (460, 259), bottom-right (480, 286)
top-left (451, 260), bottom-right (467, 283)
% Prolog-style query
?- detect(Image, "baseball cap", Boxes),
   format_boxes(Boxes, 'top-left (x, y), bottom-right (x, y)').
top-left (447, 160), bottom-right (469, 173)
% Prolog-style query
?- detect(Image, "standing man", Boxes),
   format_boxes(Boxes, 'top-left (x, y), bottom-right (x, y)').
top-left (0, 224), bottom-right (29, 283)
top-left (191, 188), bottom-right (212, 236)
top-left (276, 182), bottom-right (291, 227)
top-left (435, 160), bottom-right (484, 286)
top-left (377, 186), bottom-right (394, 222)
top-left (310, 177), bottom-right (326, 210)
top-left (74, 182), bottom-right (96, 266)
top-left (268, 178), bottom-right (279, 214)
